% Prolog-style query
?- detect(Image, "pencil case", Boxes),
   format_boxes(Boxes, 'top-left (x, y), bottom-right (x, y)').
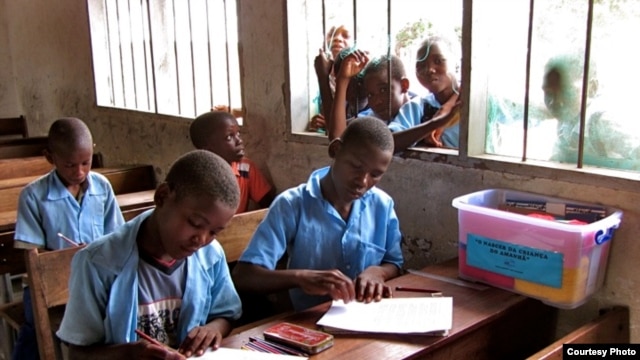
top-left (263, 322), bottom-right (334, 354)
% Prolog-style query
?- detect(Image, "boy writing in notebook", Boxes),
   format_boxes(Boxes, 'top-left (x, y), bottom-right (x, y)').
top-left (190, 111), bottom-right (275, 213)
top-left (232, 117), bottom-right (403, 311)
top-left (57, 150), bottom-right (242, 359)
top-left (12, 117), bottom-right (124, 360)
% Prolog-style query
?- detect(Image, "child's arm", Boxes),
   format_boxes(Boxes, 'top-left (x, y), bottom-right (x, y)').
top-left (392, 98), bottom-right (461, 153)
top-left (328, 49), bottom-right (369, 141)
top-left (68, 342), bottom-right (185, 360)
top-left (314, 48), bottom-right (334, 119)
top-left (232, 262), bottom-right (356, 304)
top-left (13, 188), bottom-right (46, 249)
top-left (103, 182), bottom-right (125, 232)
top-left (424, 93), bottom-right (461, 147)
top-left (177, 318), bottom-right (231, 357)
top-left (354, 263), bottom-right (400, 303)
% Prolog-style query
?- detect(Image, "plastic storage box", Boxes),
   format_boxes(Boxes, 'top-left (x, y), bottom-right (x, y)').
top-left (452, 189), bottom-right (622, 309)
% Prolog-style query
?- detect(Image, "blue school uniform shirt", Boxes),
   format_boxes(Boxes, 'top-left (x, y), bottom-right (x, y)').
top-left (14, 170), bottom-right (124, 249)
top-left (238, 166), bottom-right (404, 311)
top-left (388, 94), bottom-right (460, 148)
top-left (56, 209), bottom-right (242, 346)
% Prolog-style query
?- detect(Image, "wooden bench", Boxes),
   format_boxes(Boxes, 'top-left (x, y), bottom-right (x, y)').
top-left (216, 208), bottom-right (268, 262)
top-left (0, 165), bottom-right (156, 213)
top-left (0, 189), bottom-right (156, 235)
top-left (0, 136), bottom-right (48, 159)
top-left (0, 164), bottom-right (155, 193)
top-left (527, 306), bottom-right (630, 360)
top-left (215, 209), bottom-right (294, 326)
top-left (0, 156), bottom-right (52, 180)
top-left (0, 116), bottom-right (28, 139)
top-left (27, 247), bottom-right (82, 360)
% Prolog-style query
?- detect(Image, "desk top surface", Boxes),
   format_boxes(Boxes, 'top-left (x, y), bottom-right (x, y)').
top-left (222, 259), bottom-right (539, 359)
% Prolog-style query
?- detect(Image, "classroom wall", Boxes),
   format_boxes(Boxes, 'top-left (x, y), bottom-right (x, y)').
top-left (1, 0), bottom-right (638, 342)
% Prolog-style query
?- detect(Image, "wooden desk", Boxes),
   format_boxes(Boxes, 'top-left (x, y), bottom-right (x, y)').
top-left (223, 259), bottom-right (557, 359)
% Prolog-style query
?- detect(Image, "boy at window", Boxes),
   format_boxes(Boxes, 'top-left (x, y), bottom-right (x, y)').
top-left (190, 111), bottom-right (275, 213)
top-left (232, 117), bottom-right (403, 311)
top-left (328, 48), bottom-right (458, 154)
top-left (57, 150), bottom-right (242, 359)
top-left (542, 53), bottom-right (640, 169)
top-left (326, 50), bottom-right (413, 141)
top-left (12, 117), bottom-right (124, 360)
top-left (388, 35), bottom-right (462, 152)
top-left (310, 25), bottom-right (352, 133)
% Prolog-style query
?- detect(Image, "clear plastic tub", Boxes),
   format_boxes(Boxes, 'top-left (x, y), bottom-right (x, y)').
top-left (452, 189), bottom-right (622, 309)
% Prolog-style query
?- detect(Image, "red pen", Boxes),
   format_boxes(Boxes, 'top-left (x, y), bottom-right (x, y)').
top-left (395, 286), bottom-right (442, 294)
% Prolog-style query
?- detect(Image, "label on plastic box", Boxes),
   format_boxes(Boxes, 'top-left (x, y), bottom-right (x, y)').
top-left (467, 234), bottom-right (564, 288)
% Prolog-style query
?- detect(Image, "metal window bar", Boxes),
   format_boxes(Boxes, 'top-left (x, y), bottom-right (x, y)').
top-left (223, 0), bottom-right (232, 110)
top-left (171, 0), bottom-right (182, 115)
top-left (144, 0), bottom-right (158, 113)
top-left (521, 0), bottom-right (535, 162)
top-left (188, 0), bottom-right (197, 115)
top-left (127, 0), bottom-right (138, 109)
top-left (578, 0), bottom-right (595, 169)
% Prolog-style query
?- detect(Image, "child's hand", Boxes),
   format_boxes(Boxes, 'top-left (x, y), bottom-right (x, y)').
top-left (314, 48), bottom-right (333, 78)
top-left (134, 341), bottom-right (186, 360)
top-left (298, 269), bottom-right (355, 303)
top-left (337, 50), bottom-right (369, 81)
top-left (355, 267), bottom-right (391, 303)
top-left (178, 324), bottom-right (225, 358)
top-left (425, 128), bottom-right (445, 147)
top-left (308, 113), bottom-right (326, 132)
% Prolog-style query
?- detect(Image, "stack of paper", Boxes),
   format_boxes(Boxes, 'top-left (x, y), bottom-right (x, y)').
top-left (316, 297), bottom-right (452, 335)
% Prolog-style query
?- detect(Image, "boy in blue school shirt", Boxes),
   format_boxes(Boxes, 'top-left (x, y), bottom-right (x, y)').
top-left (12, 117), bottom-right (124, 360)
top-left (57, 150), bottom-right (242, 359)
top-left (232, 117), bottom-right (404, 311)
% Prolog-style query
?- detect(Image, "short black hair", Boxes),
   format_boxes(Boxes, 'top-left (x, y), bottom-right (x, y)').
top-left (340, 116), bottom-right (393, 153)
top-left (165, 150), bottom-right (239, 210)
top-left (363, 54), bottom-right (407, 81)
top-left (190, 111), bottom-right (236, 149)
top-left (47, 117), bottom-right (93, 155)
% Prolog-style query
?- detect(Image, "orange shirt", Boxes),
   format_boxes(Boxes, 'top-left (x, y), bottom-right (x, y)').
top-left (231, 158), bottom-right (274, 213)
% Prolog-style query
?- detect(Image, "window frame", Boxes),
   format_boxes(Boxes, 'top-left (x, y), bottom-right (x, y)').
top-left (283, 0), bottom-right (640, 191)
top-left (86, 0), bottom-right (242, 121)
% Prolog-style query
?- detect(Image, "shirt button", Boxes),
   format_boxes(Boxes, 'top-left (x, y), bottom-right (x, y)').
top-left (346, 265), bottom-right (351, 270)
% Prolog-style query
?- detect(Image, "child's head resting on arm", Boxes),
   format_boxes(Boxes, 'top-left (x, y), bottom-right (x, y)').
top-left (44, 117), bottom-right (94, 188)
top-left (190, 111), bottom-right (244, 165)
top-left (146, 150), bottom-right (240, 261)
top-left (361, 54), bottom-right (411, 122)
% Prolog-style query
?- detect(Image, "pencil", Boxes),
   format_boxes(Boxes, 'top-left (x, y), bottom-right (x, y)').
top-left (135, 329), bottom-right (168, 349)
top-left (395, 286), bottom-right (442, 294)
top-left (57, 232), bottom-right (81, 247)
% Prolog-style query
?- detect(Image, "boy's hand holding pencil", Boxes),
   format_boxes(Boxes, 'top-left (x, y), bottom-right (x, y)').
top-left (135, 329), bottom-right (185, 360)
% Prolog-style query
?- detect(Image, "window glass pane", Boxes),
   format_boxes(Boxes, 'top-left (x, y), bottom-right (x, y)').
top-left (483, 0), bottom-right (640, 172)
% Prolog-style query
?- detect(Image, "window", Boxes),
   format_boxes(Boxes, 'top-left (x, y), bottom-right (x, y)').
top-left (87, 0), bottom-right (241, 121)
top-left (287, 0), bottom-right (462, 134)
top-left (289, 0), bottom-right (640, 177)
top-left (469, 0), bottom-right (640, 174)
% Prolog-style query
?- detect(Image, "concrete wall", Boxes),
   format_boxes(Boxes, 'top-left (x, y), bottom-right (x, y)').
top-left (1, 0), bottom-right (637, 342)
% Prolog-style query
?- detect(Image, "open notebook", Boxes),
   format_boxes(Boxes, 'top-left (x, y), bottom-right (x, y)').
top-left (316, 297), bottom-right (453, 336)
